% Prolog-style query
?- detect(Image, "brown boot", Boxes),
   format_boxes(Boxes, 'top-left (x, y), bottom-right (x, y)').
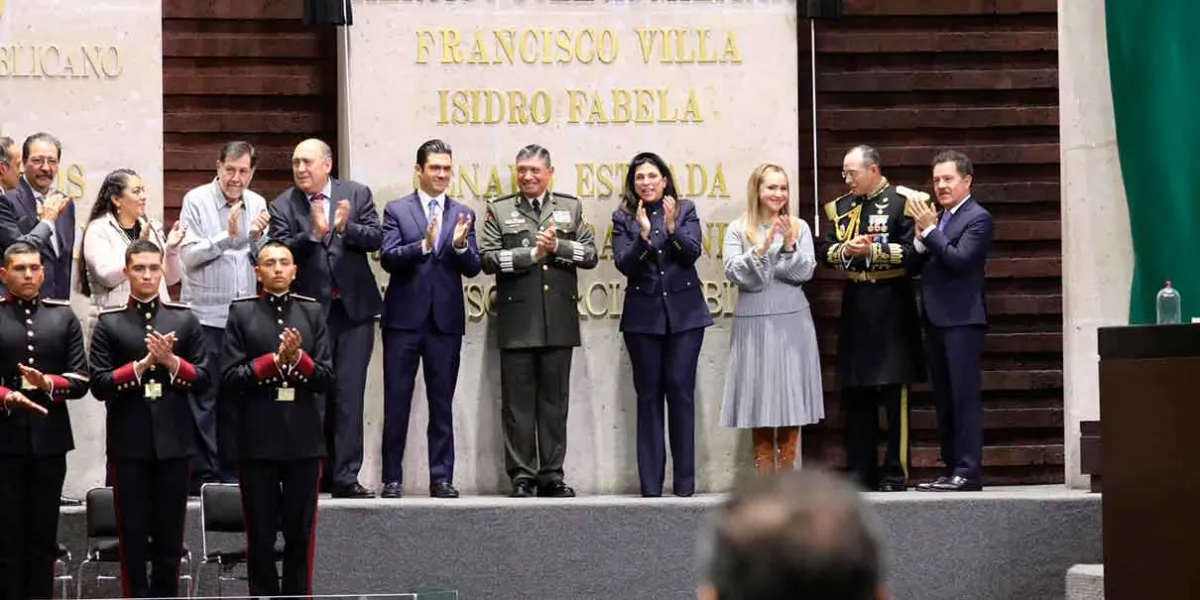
top-left (777, 426), bottom-right (800, 471)
top-left (752, 428), bottom-right (776, 475)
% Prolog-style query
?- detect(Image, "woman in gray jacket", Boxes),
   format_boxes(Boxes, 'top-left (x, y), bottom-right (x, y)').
top-left (721, 162), bottom-right (824, 474)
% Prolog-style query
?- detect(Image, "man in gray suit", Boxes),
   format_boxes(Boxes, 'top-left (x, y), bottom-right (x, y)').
top-left (479, 144), bottom-right (598, 498)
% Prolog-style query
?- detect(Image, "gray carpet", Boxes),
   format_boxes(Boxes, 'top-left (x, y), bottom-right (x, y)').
top-left (57, 486), bottom-right (1100, 600)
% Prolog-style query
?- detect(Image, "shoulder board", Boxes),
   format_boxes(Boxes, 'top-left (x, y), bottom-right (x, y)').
top-left (98, 305), bottom-right (125, 316)
top-left (40, 298), bottom-right (71, 307)
top-left (490, 194), bottom-right (518, 204)
top-left (551, 191), bottom-right (579, 201)
top-left (823, 193), bottom-right (852, 221)
top-left (231, 295), bottom-right (259, 303)
top-left (161, 300), bottom-right (192, 309)
top-left (292, 294), bottom-right (318, 302)
top-left (0, 296), bottom-right (6, 303)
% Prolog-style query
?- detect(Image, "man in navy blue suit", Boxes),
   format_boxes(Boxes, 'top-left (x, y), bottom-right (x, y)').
top-left (0, 133), bottom-right (75, 300)
top-left (268, 138), bottom-right (383, 498)
top-left (910, 150), bottom-right (994, 492)
top-left (378, 139), bottom-right (481, 499)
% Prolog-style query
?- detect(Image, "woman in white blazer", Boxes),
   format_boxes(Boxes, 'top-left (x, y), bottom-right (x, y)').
top-left (79, 168), bottom-right (185, 334)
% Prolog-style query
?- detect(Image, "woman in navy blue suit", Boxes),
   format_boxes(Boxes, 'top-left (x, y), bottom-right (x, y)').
top-left (612, 152), bottom-right (714, 497)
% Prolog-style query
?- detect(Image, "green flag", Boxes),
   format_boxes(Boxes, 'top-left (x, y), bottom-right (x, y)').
top-left (1107, 0), bottom-right (1200, 323)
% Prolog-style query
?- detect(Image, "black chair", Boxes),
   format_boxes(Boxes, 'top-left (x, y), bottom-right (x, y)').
top-left (76, 487), bottom-right (193, 598)
top-left (198, 483), bottom-right (284, 597)
top-left (55, 542), bottom-right (73, 599)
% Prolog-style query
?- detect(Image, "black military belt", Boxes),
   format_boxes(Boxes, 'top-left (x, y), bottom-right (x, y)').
top-left (847, 269), bottom-right (905, 283)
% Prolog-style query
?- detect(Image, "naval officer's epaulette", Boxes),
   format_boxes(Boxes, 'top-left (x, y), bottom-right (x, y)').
top-left (292, 294), bottom-right (317, 303)
top-left (823, 192), bottom-right (854, 221)
top-left (40, 298), bottom-right (71, 307)
top-left (232, 295), bottom-right (259, 303)
top-left (98, 305), bottom-right (126, 316)
top-left (161, 300), bottom-right (192, 309)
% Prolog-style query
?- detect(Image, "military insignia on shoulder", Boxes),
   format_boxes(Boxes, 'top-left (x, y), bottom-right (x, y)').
top-left (292, 294), bottom-right (318, 302)
top-left (40, 298), bottom-right (71, 307)
top-left (895, 185), bottom-right (932, 217)
top-left (232, 295), bottom-right (259, 303)
top-left (490, 193), bottom-right (517, 204)
top-left (98, 305), bottom-right (125, 316)
top-left (824, 194), bottom-right (851, 221)
top-left (161, 300), bottom-right (193, 309)
top-left (551, 191), bottom-right (579, 201)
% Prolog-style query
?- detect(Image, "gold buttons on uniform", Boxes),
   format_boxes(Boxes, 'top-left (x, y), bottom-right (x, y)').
top-left (542, 265), bottom-right (548, 271)
top-left (543, 285), bottom-right (549, 292)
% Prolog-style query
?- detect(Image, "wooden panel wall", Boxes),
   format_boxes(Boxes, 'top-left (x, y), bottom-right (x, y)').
top-left (161, 0), bottom-right (339, 226)
top-left (803, 0), bottom-right (1062, 484)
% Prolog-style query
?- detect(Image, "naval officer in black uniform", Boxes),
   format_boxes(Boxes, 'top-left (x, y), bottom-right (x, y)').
top-left (818, 145), bottom-right (926, 492)
top-left (89, 239), bottom-right (210, 598)
top-left (0, 241), bottom-right (89, 600)
top-left (221, 240), bottom-right (334, 597)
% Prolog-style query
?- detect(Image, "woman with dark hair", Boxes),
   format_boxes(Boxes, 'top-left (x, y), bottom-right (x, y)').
top-left (612, 152), bottom-right (713, 497)
top-left (80, 169), bottom-right (185, 332)
top-left (720, 163), bottom-right (824, 474)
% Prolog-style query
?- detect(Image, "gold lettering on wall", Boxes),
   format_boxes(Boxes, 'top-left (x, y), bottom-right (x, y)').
top-left (417, 28), bottom-right (620, 65)
top-left (634, 28), bottom-right (742, 64)
top-left (0, 45), bottom-right (123, 79)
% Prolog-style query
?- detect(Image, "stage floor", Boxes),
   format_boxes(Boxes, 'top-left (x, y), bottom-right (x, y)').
top-left (59, 485), bottom-right (1101, 600)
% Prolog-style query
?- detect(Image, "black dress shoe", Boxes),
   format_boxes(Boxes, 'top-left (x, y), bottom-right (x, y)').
top-left (430, 481), bottom-right (460, 499)
top-left (538, 481), bottom-right (576, 498)
top-left (332, 483), bottom-right (375, 498)
top-left (915, 476), bottom-right (950, 491)
top-left (380, 482), bottom-right (402, 499)
top-left (929, 476), bottom-right (982, 492)
top-left (509, 479), bottom-right (536, 498)
top-left (877, 481), bottom-right (908, 492)
top-left (59, 496), bottom-right (82, 507)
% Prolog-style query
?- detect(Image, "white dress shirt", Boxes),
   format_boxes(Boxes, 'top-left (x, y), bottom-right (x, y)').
top-left (417, 188), bottom-right (467, 255)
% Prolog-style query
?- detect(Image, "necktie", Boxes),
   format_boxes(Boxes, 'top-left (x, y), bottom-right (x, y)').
top-left (937, 209), bottom-right (951, 231)
top-left (531, 197), bottom-right (541, 215)
top-left (428, 199), bottom-right (440, 251)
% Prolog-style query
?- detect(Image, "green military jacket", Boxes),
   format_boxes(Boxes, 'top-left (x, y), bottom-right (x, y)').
top-left (479, 191), bottom-right (598, 349)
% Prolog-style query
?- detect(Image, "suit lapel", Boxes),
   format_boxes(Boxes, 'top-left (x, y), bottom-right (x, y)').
top-left (437, 197), bottom-right (457, 251)
top-left (516, 196), bottom-right (539, 223)
top-left (15, 179), bottom-right (37, 219)
top-left (409, 194), bottom-right (429, 232)
top-left (943, 198), bottom-right (975, 239)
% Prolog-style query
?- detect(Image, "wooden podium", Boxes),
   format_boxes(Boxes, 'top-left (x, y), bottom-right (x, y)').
top-left (1098, 323), bottom-right (1200, 599)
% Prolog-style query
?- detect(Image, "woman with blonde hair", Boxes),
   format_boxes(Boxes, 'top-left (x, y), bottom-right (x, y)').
top-left (79, 168), bottom-right (185, 333)
top-left (721, 163), bottom-right (824, 473)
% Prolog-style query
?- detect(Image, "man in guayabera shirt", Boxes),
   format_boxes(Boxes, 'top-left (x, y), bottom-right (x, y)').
top-left (178, 141), bottom-right (270, 493)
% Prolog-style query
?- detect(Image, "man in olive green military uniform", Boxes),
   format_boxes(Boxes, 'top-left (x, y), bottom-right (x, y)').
top-left (479, 144), bottom-right (598, 498)
top-left (818, 145), bottom-right (927, 493)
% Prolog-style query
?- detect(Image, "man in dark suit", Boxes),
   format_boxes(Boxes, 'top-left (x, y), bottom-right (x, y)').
top-left (89, 239), bottom-right (210, 597)
top-left (909, 150), bottom-right (994, 492)
top-left (0, 242), bottom-right (90, 600)
top-left (268, 138), bottom-right (382, 498)
top-left (221, 241), bottom-right (334, 597)
top-left (479, 144), bottom-right (598, 498)
top-left (378, 139), bottom-right (481, 499)
top-left (0, 133), bottom-right (74, 300)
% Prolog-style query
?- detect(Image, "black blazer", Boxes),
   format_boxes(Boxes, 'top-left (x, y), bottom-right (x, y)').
top-left (267, 179), bottom-right (383, 323)
top-left (89, 297), bottom-right (210, 460)
top-left (0, 296), bottom-right (89, 457)
top-left (0, 179), bottom-right (75, 299)
top-left (220, 292), bottom-right (334, 461)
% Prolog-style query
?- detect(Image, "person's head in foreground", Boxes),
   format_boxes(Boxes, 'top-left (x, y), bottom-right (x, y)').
top-left (699, 469), bottom-right (886, 600)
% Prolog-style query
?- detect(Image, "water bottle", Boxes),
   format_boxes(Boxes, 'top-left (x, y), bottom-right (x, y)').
top-left (1156, 281), bottom-right (1182, 325)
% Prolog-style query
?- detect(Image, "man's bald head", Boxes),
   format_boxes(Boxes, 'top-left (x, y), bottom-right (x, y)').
top-left (291, 138), bottom-right (334, 195)
top-left (699, 470), bottom-right (886, 600)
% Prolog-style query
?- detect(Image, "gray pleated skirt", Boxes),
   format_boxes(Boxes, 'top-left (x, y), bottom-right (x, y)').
top-left (720, 307), bottom-right (826, 428)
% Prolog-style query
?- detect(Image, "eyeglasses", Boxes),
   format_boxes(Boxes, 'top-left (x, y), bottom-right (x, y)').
top-left (28, 157), bottom-right (59, 168)
top-left (840, 170), bottom-right (859, 180)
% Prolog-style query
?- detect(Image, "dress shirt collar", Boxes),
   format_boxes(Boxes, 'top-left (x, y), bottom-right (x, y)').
top-left (23, 176), bottom-right (45, 201)
top-left (212, 177), bottom-right (241, 207)
top-left (305, 180), bottom-right (333, 204)
top-left (944, 194), bottom-right (972, 215)
top-left (128, 294), bottom-right (160, 312)
top-left (417, 188), bottom-right (446, 212)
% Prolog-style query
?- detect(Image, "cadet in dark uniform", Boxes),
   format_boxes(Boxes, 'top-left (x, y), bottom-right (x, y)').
top-left (0, 241), bottom-right (89, 600)
top-left (818, 145), bottom-right (926, 492)
top-left (479, 144), bottom-right (598, 498)
top-left (221, 240), bottom-right (334, 597)
top-left (89, 239), bottom-right (209, 598)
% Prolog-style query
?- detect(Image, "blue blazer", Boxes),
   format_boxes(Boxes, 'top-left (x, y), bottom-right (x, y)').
top-left (612, 199), bottom-right (714, 335)
top-left (379, 193), bottom-right (481, 335)
top-left (0, 178), bottom-right (75, 300)
top-left (918, 198), bottom-right (994, 328)
top-left (268, 179), bottom-right (383, 323)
